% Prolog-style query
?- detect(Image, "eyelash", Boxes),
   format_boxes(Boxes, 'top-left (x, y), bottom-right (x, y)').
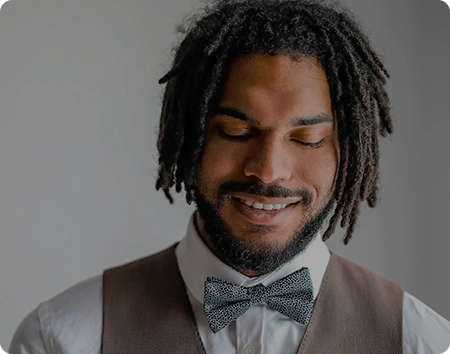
top-left (218, 130), bottom-right (326, 148)
top-left (218, 130), bottom-right (252, 141)
top-left (292, 139), bottom-right (326, 148)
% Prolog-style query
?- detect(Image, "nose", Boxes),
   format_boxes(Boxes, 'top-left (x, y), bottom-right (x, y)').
top-left (243, 136), bottom-right (292, 184)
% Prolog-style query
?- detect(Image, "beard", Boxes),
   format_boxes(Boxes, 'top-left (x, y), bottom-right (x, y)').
top-left (194, 181), bottom-right (335, 276)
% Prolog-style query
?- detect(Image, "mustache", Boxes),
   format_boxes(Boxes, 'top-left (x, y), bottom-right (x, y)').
top-left (218, 181), bottom-right (313, 206)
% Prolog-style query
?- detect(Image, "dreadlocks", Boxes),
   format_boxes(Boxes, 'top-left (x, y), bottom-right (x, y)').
top-left (155, 0), bottom-right (393, 245)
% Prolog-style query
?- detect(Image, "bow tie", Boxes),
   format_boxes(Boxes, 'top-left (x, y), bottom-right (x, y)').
top-left (203, 267), bottom-right (314, 333)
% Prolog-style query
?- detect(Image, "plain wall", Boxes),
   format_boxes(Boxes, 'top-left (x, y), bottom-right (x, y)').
top-left (1, 0), bottom-right (449, 349)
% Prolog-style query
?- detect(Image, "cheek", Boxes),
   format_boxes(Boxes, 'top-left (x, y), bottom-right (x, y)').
top-left (292, 146), bottom-right (338, 192)
top-left (198, 140), bottom-right (246, 190)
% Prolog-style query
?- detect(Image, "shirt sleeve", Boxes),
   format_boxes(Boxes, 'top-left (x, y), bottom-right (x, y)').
top-left (9, 309), bottom-right (49, 354)
top-left (403, 291), bottom-right (450, 354)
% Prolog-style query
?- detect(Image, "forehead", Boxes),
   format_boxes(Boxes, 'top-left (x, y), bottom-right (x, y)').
top-left (226, 54), bottom-right (328, 86)
top-left (218, 54), bottom-right (333, 125)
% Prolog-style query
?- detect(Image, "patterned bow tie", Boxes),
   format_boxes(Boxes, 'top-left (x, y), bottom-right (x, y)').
top-left (203, 267), bottom-right (314, 333)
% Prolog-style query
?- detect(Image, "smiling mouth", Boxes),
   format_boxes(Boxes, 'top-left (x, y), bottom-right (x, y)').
top-left (234, 197), bottom-right (298, 211)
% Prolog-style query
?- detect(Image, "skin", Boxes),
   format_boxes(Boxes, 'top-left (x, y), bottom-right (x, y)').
top-left (195, 54), bottom-right (339, 277)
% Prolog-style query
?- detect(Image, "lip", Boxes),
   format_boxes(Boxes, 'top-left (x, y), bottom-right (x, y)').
top-left (228, 192), bottom-right (302, 206)
top-left (230, 196), bottom-right (298, 225)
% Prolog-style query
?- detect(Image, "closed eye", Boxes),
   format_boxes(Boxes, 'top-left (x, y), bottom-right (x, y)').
top-left (292, 138), bottom-right (326, 148)
top-left (218, 129), bottom-right (253, 140)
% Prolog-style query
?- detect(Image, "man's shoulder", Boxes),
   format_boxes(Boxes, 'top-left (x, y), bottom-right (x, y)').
top-left (330, 253), bottom-right (450, 353)
top-left (402, 292), bottom-right (450, 353)
top-left (41, 245), bottom-right (178, 321)
top-left (37, 273), bottom-right (103, 323)
top-left (10, 274), bottom-right (103, 353)
top-left (36, 274), bottom-right (103, 350)
top-left (10, 246), bottom-right (180, 354)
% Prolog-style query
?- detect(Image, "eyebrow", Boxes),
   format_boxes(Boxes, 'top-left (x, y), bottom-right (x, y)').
top-left (214, 107), bottom-right (261, 126)
top-left (214, 106), bottom-right (333, 127)
top-left (288, 112), bottom-right (333, 127)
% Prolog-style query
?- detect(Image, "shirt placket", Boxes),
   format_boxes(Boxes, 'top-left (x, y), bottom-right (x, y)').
top-left (236, 304), bottom-right (264, 354)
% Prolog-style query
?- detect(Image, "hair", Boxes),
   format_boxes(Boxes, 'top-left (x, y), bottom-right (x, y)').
top-left (155, 0), bottom-right (393, 245)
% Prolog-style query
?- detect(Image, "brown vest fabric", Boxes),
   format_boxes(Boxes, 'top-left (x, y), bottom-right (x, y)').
top-left (298, 254), bottom-right (403, 353)
top-left (102, 244), bottom-right (403, 354)
top-left (101, 245), bottom-right (206, 354)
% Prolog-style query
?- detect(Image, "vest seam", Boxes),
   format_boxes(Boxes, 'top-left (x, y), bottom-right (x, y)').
top-left (297, 252), bottom-right (334, 352)
top-left (172, 247), bottom-right (208, 354)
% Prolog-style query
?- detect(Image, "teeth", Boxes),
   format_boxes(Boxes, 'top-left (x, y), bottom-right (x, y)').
top-left (239, 199), bottom-right (290, 211)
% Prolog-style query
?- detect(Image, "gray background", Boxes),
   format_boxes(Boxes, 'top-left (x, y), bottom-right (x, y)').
top-left (1, 0), bottom-right (449, 349)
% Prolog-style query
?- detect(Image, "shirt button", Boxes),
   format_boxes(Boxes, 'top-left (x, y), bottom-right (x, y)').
top-left (244, 345), bottom-right (256, 354)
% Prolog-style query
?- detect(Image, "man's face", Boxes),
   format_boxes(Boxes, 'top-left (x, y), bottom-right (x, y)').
top-left (195, 54), bottom-right (339, 276)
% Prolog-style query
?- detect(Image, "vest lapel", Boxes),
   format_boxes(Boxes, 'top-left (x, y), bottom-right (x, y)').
top-left (297, 253), bottom-right (403, 354)
top-left (101, 244), bottom-right (207, 354)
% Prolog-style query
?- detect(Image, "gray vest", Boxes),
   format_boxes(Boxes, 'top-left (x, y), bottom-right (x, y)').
top-left (101, 244), bottom-right (403, 353)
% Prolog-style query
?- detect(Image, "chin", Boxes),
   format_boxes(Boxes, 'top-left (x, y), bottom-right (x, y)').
top-left (198, 206), bottom-right (333, 276)
top-left (194, 185), bottom-right (335, 275)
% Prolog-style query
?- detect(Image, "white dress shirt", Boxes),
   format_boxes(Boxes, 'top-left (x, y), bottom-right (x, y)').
top-left (9, 214), bottom-right (450, 354)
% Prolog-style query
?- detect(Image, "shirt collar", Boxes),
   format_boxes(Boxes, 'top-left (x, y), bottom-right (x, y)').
top-left (175, 213), bottom-right (331, 304)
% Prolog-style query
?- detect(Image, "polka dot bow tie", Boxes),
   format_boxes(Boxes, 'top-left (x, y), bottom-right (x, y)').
top-left (203, 267), bottom-right (314, 333)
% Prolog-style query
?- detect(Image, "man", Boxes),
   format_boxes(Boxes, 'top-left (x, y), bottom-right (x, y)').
top-left (9, 0), bottom-right (450, 353)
